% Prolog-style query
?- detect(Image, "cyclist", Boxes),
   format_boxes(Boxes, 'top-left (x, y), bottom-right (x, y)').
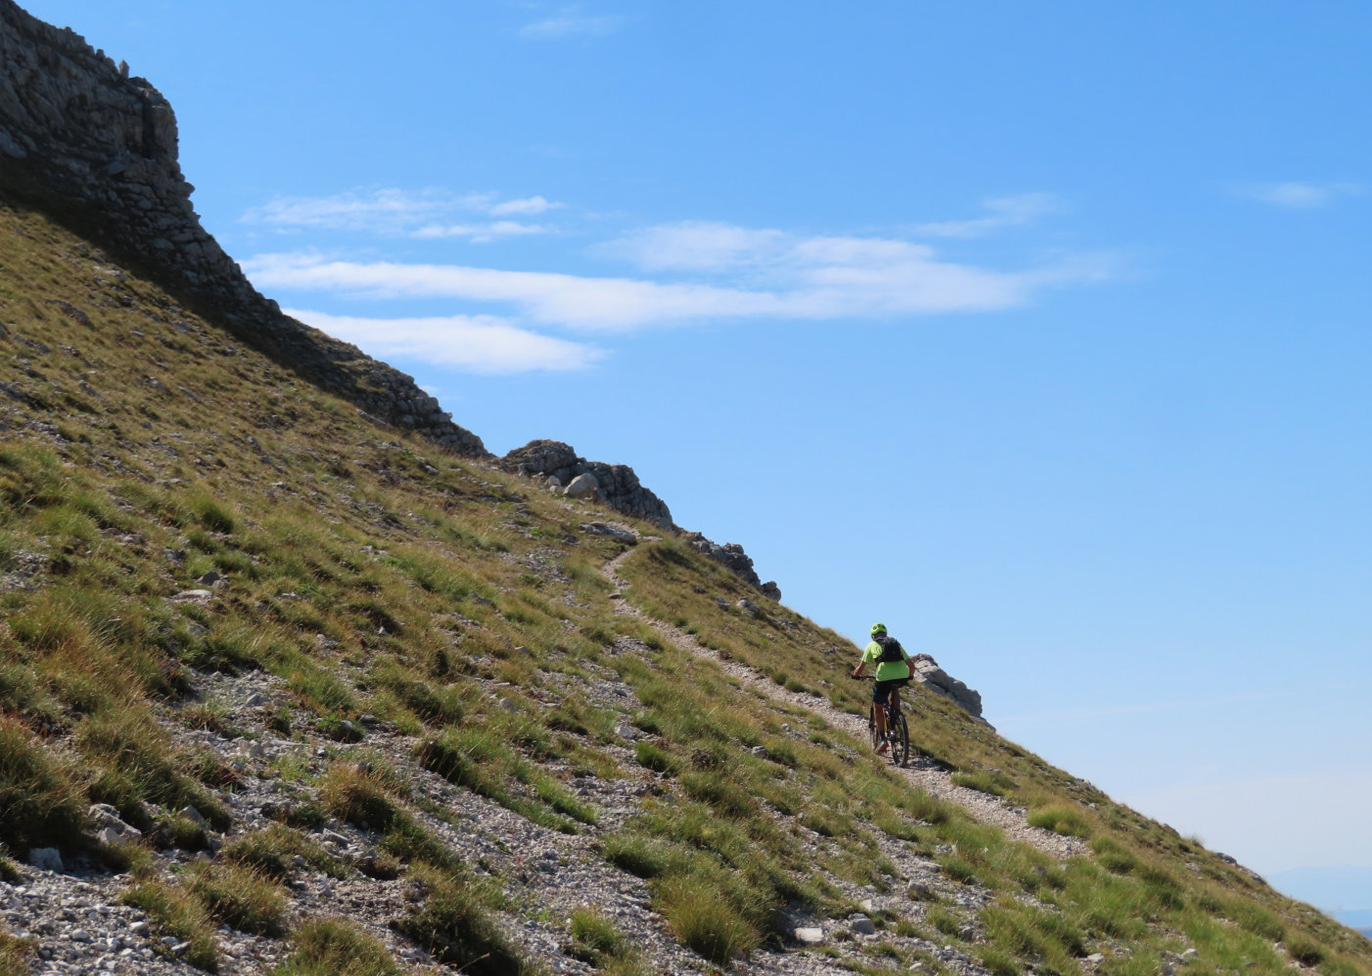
top-left (851, 622), bottom-right (911, 754)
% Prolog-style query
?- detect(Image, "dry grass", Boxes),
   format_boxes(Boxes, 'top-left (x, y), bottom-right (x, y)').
top-left (0, 199), bottom-right (1369, 976)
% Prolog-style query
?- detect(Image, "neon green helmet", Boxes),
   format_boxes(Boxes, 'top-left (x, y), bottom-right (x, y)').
top-left (870, 622), bottom-right (887, 637)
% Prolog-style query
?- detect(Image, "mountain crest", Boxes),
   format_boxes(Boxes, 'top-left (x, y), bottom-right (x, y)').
top-left (0, 0), bottom-right (486, 457)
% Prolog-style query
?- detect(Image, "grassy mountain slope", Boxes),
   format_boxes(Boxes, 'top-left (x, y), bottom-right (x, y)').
top-left (1, 197), bottom-right (1369, 976)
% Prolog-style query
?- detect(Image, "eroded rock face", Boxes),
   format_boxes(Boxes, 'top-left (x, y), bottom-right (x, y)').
top-left (684, 532), bottom-right (781, 602)
top-left (910, 653), bottom-right (986, 724)
top-left (0, 0), bottom-right (487, 456)
top-left (503, 440), bottom-right (674, 528)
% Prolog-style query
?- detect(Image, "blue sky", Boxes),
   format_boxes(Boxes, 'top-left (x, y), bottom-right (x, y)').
top-left (24, 1), bottom-right (1372, 913)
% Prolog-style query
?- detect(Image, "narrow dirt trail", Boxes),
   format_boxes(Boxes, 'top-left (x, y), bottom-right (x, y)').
top-left (602, 547), bottom-right (1087, 862)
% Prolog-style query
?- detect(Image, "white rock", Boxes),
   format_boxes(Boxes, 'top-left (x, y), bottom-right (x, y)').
top-left (564, 472), bottom-right (599, 499)
top-left (28, 848), bottom-right (62, 872)
top-left (794, 926), bottom-right (824, 945)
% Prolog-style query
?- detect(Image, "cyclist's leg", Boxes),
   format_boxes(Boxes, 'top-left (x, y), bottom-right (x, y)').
top-left (872, 681), bottom-right (890, 739)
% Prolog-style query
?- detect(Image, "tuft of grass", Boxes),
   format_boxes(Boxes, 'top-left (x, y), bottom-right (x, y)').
top-left (568, 907), bottom-right (628, 966)
top-left (122, 878), bottom-right (220, 972)
top-left (0, 716), bottom-right (87, 852)
top-left (657, 874), bottom-right (758, 964)
top-left (274, 919), bottom-right (402, 976)
top-left (0, 926), bottom-right (37, 976)
top-left (222, 824), bottom-right (344, 879)
top-left (185, 861), bottom-right (288, 936)
top-left (1288, 938), bottom-right (1326, 967)
top-left (320, 763), bottom-right (403, 831)
top-left (1027, 805), bottom-right (1092, 837)
top-left (951, 769), bottom-right (1016, 797)
top-left (391, 864), bottom-right (523, 975)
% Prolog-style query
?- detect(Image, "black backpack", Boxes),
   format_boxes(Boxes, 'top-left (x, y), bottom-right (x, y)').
top-left (874, 633), bottom-right (906, 664)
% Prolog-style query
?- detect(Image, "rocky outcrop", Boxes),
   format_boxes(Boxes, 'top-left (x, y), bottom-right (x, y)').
top-left (0, 0), bottom-right (487, 456)
top-left (504, 441), bottom-right (782, 597)
top-left (909, 653), bottom-right (986, 724)
top-left (683, 533), bottom-right (781, 601)
top-left (502, 440), bottom-right (674, 528)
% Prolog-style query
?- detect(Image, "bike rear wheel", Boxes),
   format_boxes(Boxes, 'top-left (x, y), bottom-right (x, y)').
top-left (888, 708), bottom-right (910, 767)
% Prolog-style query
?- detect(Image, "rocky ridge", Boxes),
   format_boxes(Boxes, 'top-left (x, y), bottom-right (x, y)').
top-left (504, 439), bottom-right (783, 600)
top-left (0, 0), bottom-right (486, 457)
top-left (0, 0), bottom-right (788, 599)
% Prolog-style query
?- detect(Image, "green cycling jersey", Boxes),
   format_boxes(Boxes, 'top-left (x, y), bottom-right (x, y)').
top-left (862, 639), bottom-right (911, 682)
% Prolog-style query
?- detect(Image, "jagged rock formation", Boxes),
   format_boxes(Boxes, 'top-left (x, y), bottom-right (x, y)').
top-left (0, 0), bottom-right (487, 456)
top-left (683, 533), bottom-right (782, 601)
top-left (910, 653), bottom-right (986, 724)
top-left (502, 440), bottom-right (782, 598)
top-left (502, 439), bottom-right (674, 528)
top-left (1, 0), bottom-right (785, 596)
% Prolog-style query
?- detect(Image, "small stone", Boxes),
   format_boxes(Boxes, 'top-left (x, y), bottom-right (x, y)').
top-left (794, 926), bottom-right (824, 945)
top-left (27, 848), bottom-right (62, 872)
top-left (179, 805), bottom-right (208, 828)
top-left (1086, 954), bottom-right (1106, 965)
top-left (849, 914), bottom-right (876, 935)
top-left (1181, 949), bottom-right (1199, 963)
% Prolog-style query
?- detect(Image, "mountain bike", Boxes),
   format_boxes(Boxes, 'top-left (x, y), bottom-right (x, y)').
top-left (853, 675), bottom-right (910, 766)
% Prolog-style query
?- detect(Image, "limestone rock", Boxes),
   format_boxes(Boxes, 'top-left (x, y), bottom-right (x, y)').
top-left (28, 847), bottom-right (62, 871)
top-left (581, 521), bottom-right (638, 543)
top-left (684, 532), bottom-right (781, 602)
top-left (909, 653), bottom-right (986, 723)
top-left (848, 914), bottom-right (876, 935)
top-left (564, 471), bottom-right (600, 499)
top-left (501, 440), bottom-right (672, 527)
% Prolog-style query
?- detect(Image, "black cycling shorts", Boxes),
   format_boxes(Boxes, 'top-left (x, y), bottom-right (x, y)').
top-left (873, 676), bottom-right (911, 704)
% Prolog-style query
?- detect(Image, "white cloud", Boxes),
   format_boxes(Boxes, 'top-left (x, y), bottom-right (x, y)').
top-left (520, 7), bottom-right (624, 39)
top-left (242, 189), bottom-right (564, 238)
top-left (414, 221), bottom-right (550, 242)
top-left (284, 308), bottom-right (604, 373)
top-left (601, 221), bottom-right (791, 271)
top-left (1238, 181), bottom-right (1363, 209)
top-left (241, 189), bottom-right (459, 233)
top-left (245, 223), bottom-right (1111, 332)
top-left (914, 193), bottom-right (1062, 238)
top-left (490, 195), bottom-right (561, 217)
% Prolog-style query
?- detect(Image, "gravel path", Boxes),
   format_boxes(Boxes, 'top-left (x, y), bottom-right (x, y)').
top-left (602, 546), bottom-right (1088, 862)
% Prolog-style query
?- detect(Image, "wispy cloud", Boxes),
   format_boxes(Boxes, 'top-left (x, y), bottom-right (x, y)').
top-left (1237, 181), bottom-right (1363, 209)
top-left (241, 188), bottom-right (565, 240)
top-left (520, 6), bottom-right (624, 39)
top-left (490, 195), bottom-right (561, 217)
top-left (914, 193), bottom-right (1062, 238)
top-left (413, 221), bottom-right (550, 242)
top-left (245, 223), bottom-right (1111, 332)
top-left (284, 308), bottom-right (604, 373)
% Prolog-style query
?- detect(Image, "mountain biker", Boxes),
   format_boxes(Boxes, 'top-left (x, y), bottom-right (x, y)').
top-left (851, 622), bottom-right (911, 754)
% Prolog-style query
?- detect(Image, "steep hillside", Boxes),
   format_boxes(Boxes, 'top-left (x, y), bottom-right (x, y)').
top-left (2, 199), bottom-right (1370, 976)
